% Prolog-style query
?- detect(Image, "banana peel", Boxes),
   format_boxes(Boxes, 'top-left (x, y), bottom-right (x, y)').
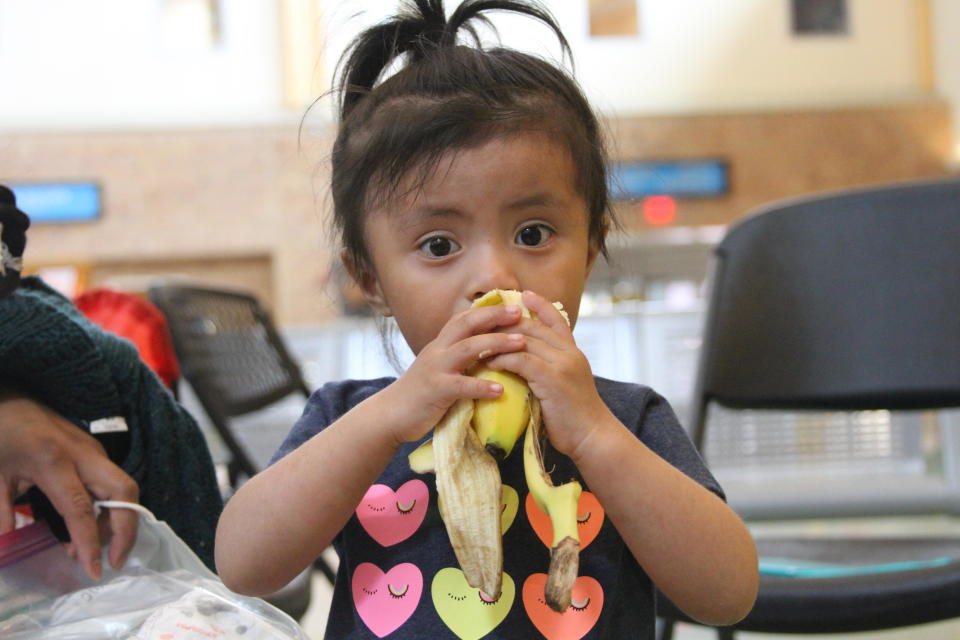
top-left (431, 398), bottom-right (504, 598)
top-left (523, 397), bottom-right (581, 611)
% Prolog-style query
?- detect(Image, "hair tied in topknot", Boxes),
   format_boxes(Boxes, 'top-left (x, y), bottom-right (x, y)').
top-left (338, 0), bottom-right (567, 118)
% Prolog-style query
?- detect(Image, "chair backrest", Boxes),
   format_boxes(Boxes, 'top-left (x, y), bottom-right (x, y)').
top-left (148, 284), bottom-right (310, 480)
top-left (691, 178), bottom-right (960, 517)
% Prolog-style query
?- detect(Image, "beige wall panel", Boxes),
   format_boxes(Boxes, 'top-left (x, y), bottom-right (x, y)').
top-left (609, 100), bottom-right (952, 229)
top-left (1, 101), bottom-right (951, 325)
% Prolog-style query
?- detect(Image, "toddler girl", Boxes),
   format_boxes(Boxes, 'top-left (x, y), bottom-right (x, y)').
top-left (216, 1), bottom-right (758, 637)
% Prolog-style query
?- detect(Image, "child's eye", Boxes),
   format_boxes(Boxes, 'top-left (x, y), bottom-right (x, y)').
top-left (418, 235), bottom-right (460, 258)
top-left (515, 224), bottom-right (553, 247)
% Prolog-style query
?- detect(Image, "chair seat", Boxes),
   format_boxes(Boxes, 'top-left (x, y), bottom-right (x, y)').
top-left (262, 566), bottom-right (314, 623)
top-left (659, 537), bottom-right (960, 633)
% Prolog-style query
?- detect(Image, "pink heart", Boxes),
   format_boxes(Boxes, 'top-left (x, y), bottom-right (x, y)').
top-left (356, 479), bottom-right (429, 546)
top-left (352, 562), bottom-right (423, 637)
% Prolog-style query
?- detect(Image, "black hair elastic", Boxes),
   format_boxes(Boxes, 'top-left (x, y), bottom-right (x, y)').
top-left (0, 185), bottom-right (30, 298)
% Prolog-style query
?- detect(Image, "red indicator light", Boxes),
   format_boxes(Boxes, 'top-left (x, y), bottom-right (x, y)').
top-left (642, 195), bottom-right (676, 226)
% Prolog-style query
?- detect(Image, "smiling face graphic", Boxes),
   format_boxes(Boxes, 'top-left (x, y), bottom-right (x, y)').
top-left (431, 567), bottom-right (516, 640)
top-left (522, 574), bottom-right (604, 640)
top-left (356, 479), bottom-right (430, 546)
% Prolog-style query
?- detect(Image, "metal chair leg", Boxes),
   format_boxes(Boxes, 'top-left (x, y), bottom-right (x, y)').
top-left (656, 618), bottom-right (675, 640)
top-left (314, 555), bottom-right (337, 584)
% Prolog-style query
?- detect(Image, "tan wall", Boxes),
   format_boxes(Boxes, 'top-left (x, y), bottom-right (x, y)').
top-left (2, 100), bottom-right (952, 326)
top-left (2, 127), bottom-right (339, 325)
top-left (609, 100), bottom-right (953, 229)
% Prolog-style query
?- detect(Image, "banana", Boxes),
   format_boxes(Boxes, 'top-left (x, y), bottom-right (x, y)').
top-left (407, 438), bottom-right (435, 474)
top-left (407, 289), bottom-right (581, 611)
top-left (472, 366), bottom-right (529, 460)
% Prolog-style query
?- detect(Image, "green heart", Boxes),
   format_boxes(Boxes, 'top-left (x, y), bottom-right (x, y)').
top-left (431, 568), bottom-right (515, 640)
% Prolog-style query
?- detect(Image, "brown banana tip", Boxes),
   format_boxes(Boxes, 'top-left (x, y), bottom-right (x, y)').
top-left (485, 443), bottom-right (507, 460)
top-left (545, 536), bottom-right (580, 613)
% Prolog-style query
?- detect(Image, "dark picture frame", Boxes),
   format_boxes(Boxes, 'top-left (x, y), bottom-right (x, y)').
top-left (791, 0), bottom-right (848, 35)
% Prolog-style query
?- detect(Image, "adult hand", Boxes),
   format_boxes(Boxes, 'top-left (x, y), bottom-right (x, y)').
top-left (0, 391), bottom-right (139, 580)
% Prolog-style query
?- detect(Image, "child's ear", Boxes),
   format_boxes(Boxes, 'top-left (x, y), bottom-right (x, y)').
top-left (341, 249), bottom-right (392, 317)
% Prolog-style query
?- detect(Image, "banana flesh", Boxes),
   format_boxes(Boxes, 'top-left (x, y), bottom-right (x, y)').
top-left (407, 289), bottom-right (581, 611)
top-left (472, 366), bottom-right (530, 460)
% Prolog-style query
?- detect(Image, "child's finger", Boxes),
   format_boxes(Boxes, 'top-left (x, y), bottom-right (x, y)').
top-left (440, 303), bottom-right (522, 345)
top-left (448, 371), bottom-right (507, 400)
top-left (522, 290), bottom-right (573, 333)
top-left (482, 349), bottom-right (549, 389)
top-left (447, 332), bottom-right (526, 373)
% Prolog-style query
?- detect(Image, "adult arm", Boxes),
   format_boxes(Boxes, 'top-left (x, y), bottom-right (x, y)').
top-left (0, 388), bottom-right (140, 580)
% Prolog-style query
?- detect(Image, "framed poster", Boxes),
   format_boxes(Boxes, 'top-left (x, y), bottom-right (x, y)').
top-left (791, 0), bottom-right (848, 35)
top-left (589, 0), bottom-right (639, 37)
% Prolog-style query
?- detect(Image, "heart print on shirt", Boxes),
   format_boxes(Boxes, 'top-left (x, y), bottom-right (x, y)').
top-left (355, 479), bottom-right (429, 546)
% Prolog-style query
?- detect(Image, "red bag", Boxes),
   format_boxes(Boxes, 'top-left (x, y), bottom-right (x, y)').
top-left (74, 289), bottom-right (180, 390)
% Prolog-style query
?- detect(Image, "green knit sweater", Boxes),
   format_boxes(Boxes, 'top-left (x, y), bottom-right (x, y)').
top-left (0, 276), bottom-right (222, 570)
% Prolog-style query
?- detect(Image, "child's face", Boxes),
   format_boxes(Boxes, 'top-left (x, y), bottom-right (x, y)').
top-left (353, 132), bottom-right (601, 355)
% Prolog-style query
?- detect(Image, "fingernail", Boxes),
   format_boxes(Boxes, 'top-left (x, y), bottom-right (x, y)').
top-left (505, 305), bottom-right (520, 314)
top-left (489, 383), bottom-right (503, 393)
top-left (508, 334), bottom-right (524, 342)
top-left (90, 558), bottom-right (102, 580)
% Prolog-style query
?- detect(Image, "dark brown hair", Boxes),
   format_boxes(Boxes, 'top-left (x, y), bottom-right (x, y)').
top-left (331, 0), bottom-right (613, 274)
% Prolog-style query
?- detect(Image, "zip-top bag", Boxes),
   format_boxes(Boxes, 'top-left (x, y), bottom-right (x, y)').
top-left (0, 502), bottom-right (308, 640)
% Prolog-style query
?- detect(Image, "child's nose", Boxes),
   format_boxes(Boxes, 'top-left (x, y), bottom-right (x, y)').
top-left (469, 246), bottom-right (520, 301)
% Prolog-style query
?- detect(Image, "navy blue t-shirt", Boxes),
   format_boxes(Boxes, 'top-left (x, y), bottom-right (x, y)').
top-left (271, 376), bottom-right (723, 639)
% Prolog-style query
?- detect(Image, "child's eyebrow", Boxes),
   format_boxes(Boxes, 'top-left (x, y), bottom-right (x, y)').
top-left (506, 194), bottom-right (559, 210)
top-left (395, 205), bottom-right (464, 230)
top-left (394, 193), bottom-right (562, 229)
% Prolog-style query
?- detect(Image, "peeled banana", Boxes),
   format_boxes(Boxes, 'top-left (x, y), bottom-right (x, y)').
top-left (407, 289), bottom-right (581, 612)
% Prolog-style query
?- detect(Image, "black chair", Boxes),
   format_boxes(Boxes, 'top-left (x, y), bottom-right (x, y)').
top-left (656, 178), bottom-right (960, 638)
top-left (148, 284), bottom-right (336, 619)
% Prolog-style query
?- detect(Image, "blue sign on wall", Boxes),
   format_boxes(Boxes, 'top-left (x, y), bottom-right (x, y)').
top-left (8, 182), bottom-right (102, 223)
top-left (609, 160), bottom-right (728, 200)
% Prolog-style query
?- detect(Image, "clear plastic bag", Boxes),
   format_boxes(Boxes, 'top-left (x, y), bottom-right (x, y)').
top-left (0, 502), bottom-right (309, 640)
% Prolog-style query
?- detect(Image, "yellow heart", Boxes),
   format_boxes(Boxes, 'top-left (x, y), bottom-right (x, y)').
top-left (500, 484), bottom-right (519, 534)
top-left (431, 568), bottom-right (515, 640)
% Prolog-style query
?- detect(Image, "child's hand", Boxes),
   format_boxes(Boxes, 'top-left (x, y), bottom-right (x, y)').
top-left (484, 290), bottom-right (611, 459)
top-left (384, 303), bottom-right (526, 445)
